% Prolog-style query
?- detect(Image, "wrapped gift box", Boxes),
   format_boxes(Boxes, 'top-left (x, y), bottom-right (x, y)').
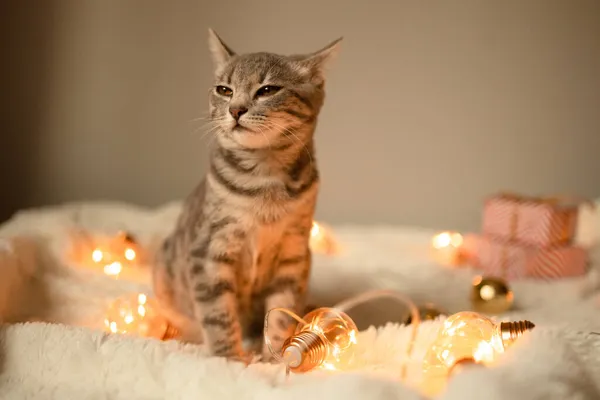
top-left (462, 234), bottom-right (588, 281)
top-left (482, 193), bottom-right (579, 248)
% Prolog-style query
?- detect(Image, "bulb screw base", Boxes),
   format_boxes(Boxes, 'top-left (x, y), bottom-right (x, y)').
top-left (281, 330), bottom-right (327, 373)
top-left (499, 320), bottom-right (535, 346)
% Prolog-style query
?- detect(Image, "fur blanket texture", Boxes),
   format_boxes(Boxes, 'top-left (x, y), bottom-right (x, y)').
top-left (0, 200), bottom-right (599, 400)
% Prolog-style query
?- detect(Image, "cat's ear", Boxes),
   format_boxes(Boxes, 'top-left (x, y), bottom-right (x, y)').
top-left (208, 28), bottom-right (235, 69)
top-left (297, 37), bottom-right (343, 79)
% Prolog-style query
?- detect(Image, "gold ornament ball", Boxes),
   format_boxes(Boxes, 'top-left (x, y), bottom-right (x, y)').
top-left (471, 276), bottom-right (514, 314)
top-left (406, 303), bottom-right (446, 324)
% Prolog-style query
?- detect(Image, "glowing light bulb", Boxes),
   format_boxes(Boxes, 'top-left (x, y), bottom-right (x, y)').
top-left (420, 311), bottom-right (535, 396)
top-left (104, 293), bottom-right (168, 339)
top-left (432, 232), bottom-right (463, 249)
top-left (103, 261), bottom-right (123, 276)
top-left (279, 307), bottom-right (358, 373)
top-left (431, 231), bottom-right (464, 266)
top-left (85, 230), bottom-right (142, 278)
top-left (124, 248), bottom-right (136, 261)
top-left (92, 249), bottom-right (104, 263)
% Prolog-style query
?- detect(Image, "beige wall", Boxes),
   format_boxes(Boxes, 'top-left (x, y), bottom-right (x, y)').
top-left (3, 0), bottom-right (599, 230)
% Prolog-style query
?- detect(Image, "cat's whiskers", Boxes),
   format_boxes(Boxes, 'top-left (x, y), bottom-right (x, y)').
top-left (188, 114), bottom-right (212, 123)
top-left (264, 120), bottom-right (314, 168)
top-left (254, 122), bottom-right (272, 150)
top-left (190, 119), bottom-right (229, 146)
top-left (189, 115), bottom-right (228, 126)
top-left (187, 109), bottom-right (226, 128)
top-left (197, 124), bottom-right (223, 145)
top-left (190, 117), bottom-right (229, 139)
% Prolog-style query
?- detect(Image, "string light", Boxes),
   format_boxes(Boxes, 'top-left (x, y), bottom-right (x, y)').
top-left (420, 311), bottom-right (535, 396)
top-left (99, 288), bottom-right (535, 395)
top-left (124, 248), bottom-right (136, 261)
top-left (104, 293), bottom-right (171, 339)
top-left (431, 231), bottom-right (465, 266)
top-left (92, 249), bottom-right (104, 263)
top-left (88, 231), bottom-right (140, 278)
top-left (103, 261), bottom-right (123, 276)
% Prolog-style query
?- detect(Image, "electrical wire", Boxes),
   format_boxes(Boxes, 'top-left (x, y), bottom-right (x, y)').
top-left (263, 307), bottom-right (309, 365)
top-left (332, 289), bottom-right (421, 381)
top-left (263, 288), bottom-right (422, 381)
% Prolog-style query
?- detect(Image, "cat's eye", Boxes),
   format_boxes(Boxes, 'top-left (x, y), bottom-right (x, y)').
top-left (216, 86), bottom-right (233, 97)
top-left (255, 85), bottom-right (282, 98)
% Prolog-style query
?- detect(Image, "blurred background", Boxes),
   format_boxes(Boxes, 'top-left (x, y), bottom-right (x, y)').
top-left (2, 0), bottom-right (599, 229)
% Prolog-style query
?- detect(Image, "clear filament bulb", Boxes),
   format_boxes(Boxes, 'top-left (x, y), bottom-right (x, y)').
top-left (421, 311), bottom-right (534, 396)
top-left (104, 293), bottom-right (168, 339)
top-left (124, 248), bottom-right (136, 260)
top-left (276, 307), bottom-right (358, 373)
top-left (92, 249), bottom-right (104, 263)
top-left (89, 232), bottom-right (140, 277)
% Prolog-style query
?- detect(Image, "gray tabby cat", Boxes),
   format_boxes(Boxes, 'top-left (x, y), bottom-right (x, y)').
top-left (152, 29), bottom-right (341, 360)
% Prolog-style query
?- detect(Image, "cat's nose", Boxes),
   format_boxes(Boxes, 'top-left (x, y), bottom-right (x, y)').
top-left (229, 107), bottom-right (248, 120)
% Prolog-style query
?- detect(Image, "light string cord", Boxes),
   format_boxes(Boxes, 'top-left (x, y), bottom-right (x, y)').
top-left (332, 289), bottom-right (421, 381)
top-left (262, 289), bottom-right (421, 379)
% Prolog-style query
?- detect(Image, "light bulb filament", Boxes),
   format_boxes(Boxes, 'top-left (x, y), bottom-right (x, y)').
top-left (92, 249), bottom-right (104, 263)
top-left (124, 248), bottom-right (136, 261)
top-left (138, 293), bottom-right (147, 304)
top-left (103, 261), bottom-right (123, 276)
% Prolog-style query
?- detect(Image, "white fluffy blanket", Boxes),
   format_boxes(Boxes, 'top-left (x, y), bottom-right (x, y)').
top-left (1, 201), bottom-right (600, 400)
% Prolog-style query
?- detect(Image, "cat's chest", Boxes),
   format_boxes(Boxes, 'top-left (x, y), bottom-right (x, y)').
top-left (249, 187), bottom-right (294, 224)
top-left (243, 222), bottom-right (285, 291)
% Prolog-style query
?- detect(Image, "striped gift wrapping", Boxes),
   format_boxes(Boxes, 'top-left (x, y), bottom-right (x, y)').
top-left (464, 234), bottom-right (588, 281)
top-left (482, 194), bottom-right (578, 248)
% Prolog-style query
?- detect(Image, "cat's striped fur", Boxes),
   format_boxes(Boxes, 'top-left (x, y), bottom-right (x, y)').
top-left (152, 29), bottom-right (341, 359)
